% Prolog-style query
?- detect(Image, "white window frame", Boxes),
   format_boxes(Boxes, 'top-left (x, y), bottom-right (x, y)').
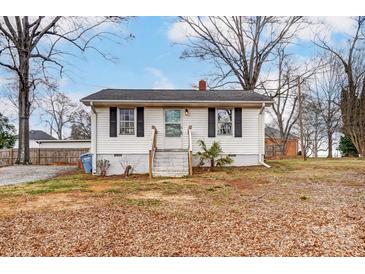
top-left (164, 108), bottom-right (183, 138)
top-left (118, 107), bottom-right (136, 136)
top-left (216, 108), bottom-right (234, 136)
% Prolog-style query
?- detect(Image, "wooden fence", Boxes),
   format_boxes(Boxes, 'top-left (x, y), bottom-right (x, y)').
top-left (0, 148), bottom-right (89, 167)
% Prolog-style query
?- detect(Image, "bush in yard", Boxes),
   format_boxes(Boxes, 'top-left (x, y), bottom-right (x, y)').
top-left (96, 159), bottom-right (110, 176)
top-left (0, 112), bottom-right (16, 149)
top-left (196, 140), bottom-right (233, 169)
top-left (339, 135), bottom-right (359, 157)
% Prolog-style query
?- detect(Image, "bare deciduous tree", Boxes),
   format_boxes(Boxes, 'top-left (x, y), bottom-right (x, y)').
top-left (69, 105), bottom-right (91, 140)
top-left (0, 16), bottom-right (129, 163)
top-left (261, 46), bottom-right (318, 157)
top-left (41, 89), bottom-right (76, 140)
top-left (310, 55), bottom-right (342, 157)
top-left (301, 95), bottom-right (327, 157)
top-left (179, 16), bottom-right (303, 90)
top-left (315, 16), bottom-right (365, 157)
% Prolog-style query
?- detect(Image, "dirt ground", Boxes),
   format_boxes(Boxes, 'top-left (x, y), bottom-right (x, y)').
top-left (0, 159), bottom-right (364, 256)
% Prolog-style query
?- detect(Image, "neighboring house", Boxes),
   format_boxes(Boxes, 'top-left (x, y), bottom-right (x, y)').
top-left (36, 139), bottom-right (91, 149)
top-left (265, 126), bottom-right (299, 159)
top-left (14, 130), bottom-right (56, 148)
top-left (81, 80), bottom-right (273, 177)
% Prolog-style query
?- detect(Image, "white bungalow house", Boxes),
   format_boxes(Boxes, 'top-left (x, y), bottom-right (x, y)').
top-left (81, 80), bottom-right (273, 177)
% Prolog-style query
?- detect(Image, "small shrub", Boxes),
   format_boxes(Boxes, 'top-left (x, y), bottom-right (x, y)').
top-left (120, 156), bottom-right (138, 177)
top-left (97, 159), bottom-right (110, 176)
top-left (196, 140), bottom-right (233, 169)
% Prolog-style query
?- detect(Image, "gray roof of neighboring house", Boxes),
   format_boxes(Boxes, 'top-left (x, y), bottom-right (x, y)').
top-left (81, 89), bottom-right (273, 105)
top-left (16, 130), bottom-right (56, 141)
top-left (265, 126), bottom-right (298, 140)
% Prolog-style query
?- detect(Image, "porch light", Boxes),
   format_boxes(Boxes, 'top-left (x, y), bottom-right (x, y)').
top-left (185, 109), bottom-right (190, 116)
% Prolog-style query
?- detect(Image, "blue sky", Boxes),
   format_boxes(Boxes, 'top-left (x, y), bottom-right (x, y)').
top-left (1, 17), bottom-right (214, 133)
top-left (61, 17), bottom-right (210, 95)
top-left (0, 16), bottom-right (355, 135)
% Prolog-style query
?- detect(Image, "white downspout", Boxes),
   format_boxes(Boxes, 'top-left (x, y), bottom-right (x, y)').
top-left (258, 103), bottom-right (271, 168)
top-left (90, 101), bottom-right (97, 174)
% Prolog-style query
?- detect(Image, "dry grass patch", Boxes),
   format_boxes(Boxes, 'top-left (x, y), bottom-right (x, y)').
top-left (127, 190), bottom-right (196, 204)
top-left (0, 192), bottom-right (109, 217)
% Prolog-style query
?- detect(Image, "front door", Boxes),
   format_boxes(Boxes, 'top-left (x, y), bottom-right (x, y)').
top-left (164, 109), bottom-right (183, 149)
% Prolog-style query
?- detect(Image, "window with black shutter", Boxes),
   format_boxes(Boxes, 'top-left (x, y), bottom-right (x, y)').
top-left (234, 108), bottom-right (242, 137)
top-left (136, 107), bottom-right (144, 137)
top-left (109, 107), bottom-right (117, 137)
top-left (208, 108), bottom-right (216, 137)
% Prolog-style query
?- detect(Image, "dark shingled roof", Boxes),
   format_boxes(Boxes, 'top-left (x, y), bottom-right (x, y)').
top-left (81, 89), bottom-right (272, 104)
top-left (16, 130), bottom-right (56, 141)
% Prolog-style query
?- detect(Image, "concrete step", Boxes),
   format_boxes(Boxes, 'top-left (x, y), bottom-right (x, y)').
top-left (152, 150), bottom-right (189, 177)
top-left (154, 154), bottom-right (187, 159)
top-left (156, 149), bottom-right (188, 152)
top-left (153, 171), bottom-right (189, 177)
top-left (154, 158), bottom-right (187, 163)
top-left (153, 166), bottom-right (188, 172)
top-left (153, 160), bottom-right (187, 165)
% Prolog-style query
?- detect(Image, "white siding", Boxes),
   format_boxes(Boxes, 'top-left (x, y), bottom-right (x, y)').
top-left (95, 107), bottom-right (163, 154)
top-left (91, 110), bottom-right (97, 172)
top-left (94, 106), bottom-right (264, 156)
top-left (182, 108), bottom-right (261, 154)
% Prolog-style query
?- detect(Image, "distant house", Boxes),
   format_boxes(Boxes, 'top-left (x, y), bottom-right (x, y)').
top-left (36, 139), bottom-right (91, 149)
top-left (265, 126), bottom-right (298, 159)
top-left (81, 80), bottom-right (274, 177)
top-left (14, 130), bottom-right (56, 148)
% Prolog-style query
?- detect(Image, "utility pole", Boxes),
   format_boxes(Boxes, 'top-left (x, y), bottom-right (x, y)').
top-left (297, 77), bottom-right (306, 161)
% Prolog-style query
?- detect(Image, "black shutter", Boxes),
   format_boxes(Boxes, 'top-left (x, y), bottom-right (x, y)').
top-left (234, 107), bottom-right (242, 137)
top-left (208, 108), bottom-right (216, 137)
top-left (109, 107), bottom-right (117, 137)
top-left (136, 107), bottom-right (144, 137)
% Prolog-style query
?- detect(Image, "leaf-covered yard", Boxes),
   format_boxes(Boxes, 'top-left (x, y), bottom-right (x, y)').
top-left (0, 159), bottom-right (364, 256)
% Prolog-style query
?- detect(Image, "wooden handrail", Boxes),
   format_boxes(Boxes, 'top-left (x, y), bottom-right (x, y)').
top-left (188, 125), bottom-right (193, 176)
top-left (149, 126), bottom-right (157, 178)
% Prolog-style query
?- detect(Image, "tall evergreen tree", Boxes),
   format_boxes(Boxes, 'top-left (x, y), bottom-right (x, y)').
top-left (0, 113), bottom-right (16, 149)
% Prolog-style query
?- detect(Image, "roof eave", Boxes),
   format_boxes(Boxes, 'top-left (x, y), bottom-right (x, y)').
top-left (81, 99), bottom-right (274, 107)
top-left (36, 139), bottom-right (91, 144)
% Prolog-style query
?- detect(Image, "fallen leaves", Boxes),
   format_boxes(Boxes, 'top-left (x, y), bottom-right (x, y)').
top-left (0, 159), bottom-right (364, 256)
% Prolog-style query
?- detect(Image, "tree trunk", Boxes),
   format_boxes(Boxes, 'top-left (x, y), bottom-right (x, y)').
top-left (210, 158), bottom-right (215, 168)
top-left (297, 78), bottom-right (306, 160)
top-left (327, 129), bottom-right (333, 158)
top-left (16, 53), bottom-right (31, 164)
top-left (313, 144), bottom-right (318, 158)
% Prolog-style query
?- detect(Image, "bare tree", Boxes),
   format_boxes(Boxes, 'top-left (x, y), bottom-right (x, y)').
top-left (41, 89), bottom-right (76, 140)
top-left (179, 16), bottom-right (303, 90)
top-left (69, 105), bottom-right (91, 140)
top-left (301, 95), bottom-right (327, 157)
top-left (315, 16), bottom-right (365, 157)
top-left (261, 46), bottom-right (318, 157)
top-left (0, 16), bottom-right (129, 163)
top-left (310, 55), bottom-right (342, 157)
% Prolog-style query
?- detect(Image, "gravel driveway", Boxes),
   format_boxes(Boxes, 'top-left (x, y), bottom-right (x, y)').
top-left (0, 165), bottom-right (78, 186)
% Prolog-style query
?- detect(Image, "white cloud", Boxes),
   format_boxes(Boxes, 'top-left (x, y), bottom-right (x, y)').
top-left (167, 16), bottom-right (357, 44)
top-left (167, 20), bottom-right (193, 43)
top-left (319, 16), bottom-right (355, 34)
top-left (145, 67), bottom-right (174, 89)
top-left (296, 16), bottom-right (356, 41)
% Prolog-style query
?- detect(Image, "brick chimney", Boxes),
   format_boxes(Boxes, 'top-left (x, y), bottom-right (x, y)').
top-left (198, 80), bottom-right (207, 91)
